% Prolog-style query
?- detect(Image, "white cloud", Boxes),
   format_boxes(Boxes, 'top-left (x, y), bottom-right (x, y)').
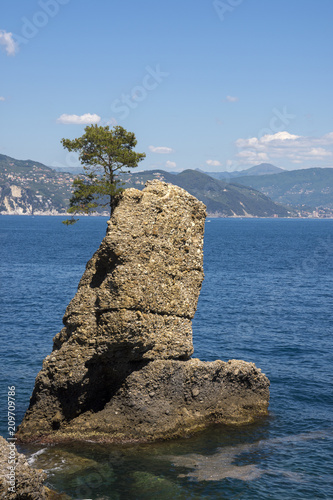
top-left (226, 95), bottom-right (239, 102)
top-left (57, 113), bottom-right (101, 125)
top-left (0, 30), bottom-right (18, 56)
top-left (320, 132), bottom-right (333, 144)
top-left (165, 160), bottom-right (176, 168)
top-left (237, 150), bottom-right (269, 162)
top-left (236, 131), bottom-right (300, 150)
top-left (261, 131), bottom-right (300, 143)
top-left (235, 131), bottom-right (333, 166)
top-left (206, 159), bottom-right (222, 167)
top-left (0, 96), bottom-right (5, 101)
top-left (308, 147), bottom-right (332, 157)
top-left (149, 145), bottom-right (174, 154)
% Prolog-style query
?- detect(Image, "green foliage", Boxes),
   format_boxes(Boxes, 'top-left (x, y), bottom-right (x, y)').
top-left (61, 125), bottom-right (145, 223)
top-left (62, 217), bottom-right (79, 226)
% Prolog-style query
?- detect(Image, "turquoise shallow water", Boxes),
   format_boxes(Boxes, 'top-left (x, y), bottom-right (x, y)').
top-left (1, 216), bottom-right (333, 499)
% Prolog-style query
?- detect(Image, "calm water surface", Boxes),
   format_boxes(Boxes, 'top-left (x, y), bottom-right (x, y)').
top-left (0, 216), bottom-right (332, 499)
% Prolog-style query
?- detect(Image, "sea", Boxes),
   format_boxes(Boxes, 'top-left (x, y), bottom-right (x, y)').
top-left (0, 215), bottom-right (332, 500)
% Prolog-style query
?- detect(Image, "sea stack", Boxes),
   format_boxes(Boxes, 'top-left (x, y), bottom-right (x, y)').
top-left (17, 180), bottom-right (269, 444)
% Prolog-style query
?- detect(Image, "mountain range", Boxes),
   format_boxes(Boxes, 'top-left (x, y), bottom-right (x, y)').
top-left (0, 154), bottom-right (291, 217)
top-left (122, 169), bottom-right (292, 217)
top-left (1, 153), bottom-right (333, 216)
top-left (203, 163), bottom-right (285, 180)
top-left (233, 167), bottom-right (333, 209)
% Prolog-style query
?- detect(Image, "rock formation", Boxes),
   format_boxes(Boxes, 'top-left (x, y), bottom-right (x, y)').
top-left (16, 180), bottom-right (269, 444)
top-left (0, 435), bottom-right (69, 499)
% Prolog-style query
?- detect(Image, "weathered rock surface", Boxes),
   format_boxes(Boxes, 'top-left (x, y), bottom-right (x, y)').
top-left (16, 180), bottom-right (269, 444)
top-left (0, 436), bottom-right (69, 499)
top-left (47, 359), bottom-right (269, 443)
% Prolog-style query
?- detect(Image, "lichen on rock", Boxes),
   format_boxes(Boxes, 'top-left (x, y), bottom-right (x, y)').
top-left (16, 180), bottom-right (269, 444)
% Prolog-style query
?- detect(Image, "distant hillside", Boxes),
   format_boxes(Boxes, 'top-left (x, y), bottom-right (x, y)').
top-left (240, 163), bottom-right (285, 176)
top-left (205, 163), bottom-right (284, 180)
top-left (122, 169), bottom-right (292, 217)
top-left (234, 168), bottom-right (333, 208)
top-left (0, 154), bottom-right (73, 214)
top-left (0, 154), bottom-right (293, 217)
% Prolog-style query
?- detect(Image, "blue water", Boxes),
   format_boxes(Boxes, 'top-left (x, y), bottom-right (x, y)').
top-left (1, 216), bottom-right (332, 499)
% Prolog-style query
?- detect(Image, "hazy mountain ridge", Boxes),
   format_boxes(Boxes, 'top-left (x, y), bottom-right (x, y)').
top-left (233, 167), bottom-right (333, 208)
top-left (2, 153), bottom-right (330, 217)
top-left (203, 163), bottom-right (285, 180)
top-left (122, 169), bottom-right (292, 217)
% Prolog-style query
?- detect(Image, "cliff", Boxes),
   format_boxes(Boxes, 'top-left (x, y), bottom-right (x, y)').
top-left (16, 180), bottom-right (269, 444)
top-left (0, 154), bottom-right (72, 215)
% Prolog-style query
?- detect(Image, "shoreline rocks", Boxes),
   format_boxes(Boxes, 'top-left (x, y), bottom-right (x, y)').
top-left (43, 359), bottom-right (269, 444)
top-left (0, 436), bottom-right (69, 499)
top-left (16, 180), bottom-right (270, 444)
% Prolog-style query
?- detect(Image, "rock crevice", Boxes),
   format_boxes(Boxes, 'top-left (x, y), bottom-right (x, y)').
top-left (16, 180), bottom-right (269, 444)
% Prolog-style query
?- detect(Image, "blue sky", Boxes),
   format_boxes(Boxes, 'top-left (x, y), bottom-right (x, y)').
top-left (1, 0), bottom-right (333, 173)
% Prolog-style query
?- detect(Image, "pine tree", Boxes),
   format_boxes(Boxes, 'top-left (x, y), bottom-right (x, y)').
top-left (61, 125), bottom-right (145, 223)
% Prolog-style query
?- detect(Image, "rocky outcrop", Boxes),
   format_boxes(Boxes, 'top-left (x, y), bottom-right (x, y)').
top-left (0, 436), bottom-right (69, 499)
top-left (16, 180), bottom-right (269, 444)
top-left (0, 184), bottom-right (61, 215)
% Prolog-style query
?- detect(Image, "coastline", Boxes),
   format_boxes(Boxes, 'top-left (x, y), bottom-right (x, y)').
top-left (1, 212), bottom-right (333, 219)
top-left (0, 212), bottom-right (109, 217)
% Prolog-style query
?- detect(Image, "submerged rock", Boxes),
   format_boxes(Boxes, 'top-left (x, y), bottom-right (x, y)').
top-left (16, 180), bottom-right (269, 444)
